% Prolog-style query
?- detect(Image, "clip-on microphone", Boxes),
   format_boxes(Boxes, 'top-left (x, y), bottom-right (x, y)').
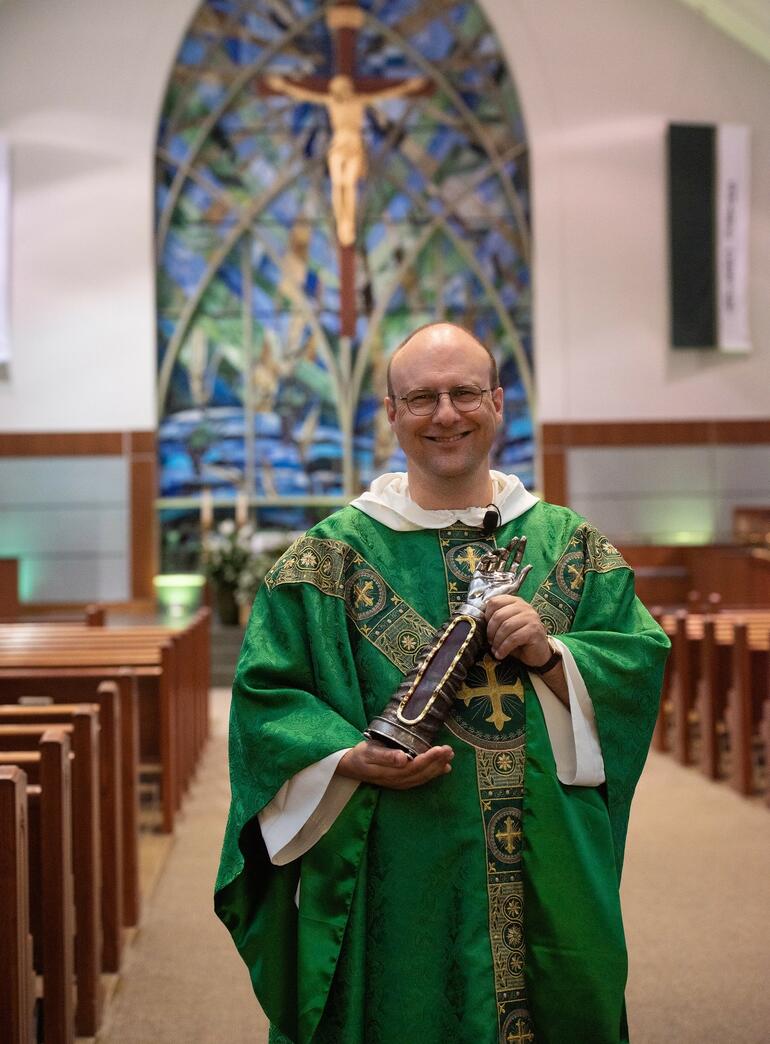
top-left (482, 503), bottom-right (501, 536)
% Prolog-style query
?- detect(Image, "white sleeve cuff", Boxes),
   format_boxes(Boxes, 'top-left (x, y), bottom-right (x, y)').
top-left (528, 638), bottom-right (605, 786)
top-left (258, 749), bottom-right (360, 865)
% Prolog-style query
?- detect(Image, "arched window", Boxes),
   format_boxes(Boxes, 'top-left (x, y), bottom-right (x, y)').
top-left (155, 0), bottom-right (532, 564)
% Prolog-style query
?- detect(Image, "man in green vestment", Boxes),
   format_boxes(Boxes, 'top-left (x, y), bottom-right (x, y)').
top-left (215, 322), bottom-right (670, 1044)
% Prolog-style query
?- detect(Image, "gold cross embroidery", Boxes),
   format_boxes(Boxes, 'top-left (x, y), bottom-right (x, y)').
top-left (457, 655), bottom-right (524, 732)
top-left (495, 815), bottom-right (521, 856)
top-left (353, 579), bottom-right (376, 608)
top-left (456, 544), bottom-right (484, 573)
top-left (566, 563), bottom-right (583, 590)
top-left (506, 1019), bottom-right (534, 1044)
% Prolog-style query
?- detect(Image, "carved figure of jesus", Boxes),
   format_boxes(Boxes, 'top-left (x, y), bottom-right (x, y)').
top-left (266, 73), bottom-right (427, 246)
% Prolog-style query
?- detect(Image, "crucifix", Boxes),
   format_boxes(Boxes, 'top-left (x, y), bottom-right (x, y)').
top-left (261, 2), bottom-right (432, 337)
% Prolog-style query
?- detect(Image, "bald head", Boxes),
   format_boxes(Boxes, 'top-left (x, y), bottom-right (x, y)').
top-left (386, 323), bottom-right (499, 400)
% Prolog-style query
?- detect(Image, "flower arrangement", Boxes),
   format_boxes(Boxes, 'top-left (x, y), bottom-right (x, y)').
top-left (202, 520), bottom-right (291, 607)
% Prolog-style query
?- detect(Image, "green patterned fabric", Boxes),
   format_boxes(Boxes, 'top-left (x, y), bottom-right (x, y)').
top-left (215, 502), bottom-right (669, 1044)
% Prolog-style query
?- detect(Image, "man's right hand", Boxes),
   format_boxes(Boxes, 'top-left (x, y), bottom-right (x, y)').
top-left (335, 740), bottom-right (453, 790)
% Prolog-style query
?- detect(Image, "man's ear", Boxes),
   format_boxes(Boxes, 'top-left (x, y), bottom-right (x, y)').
top-left (492, 385), bottom-right (504, 422)
top-left (384, 396), bottom-right (397, 425)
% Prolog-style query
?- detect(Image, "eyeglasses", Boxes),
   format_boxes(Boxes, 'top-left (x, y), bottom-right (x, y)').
top-left (396, 385), bottom-right (494, 417)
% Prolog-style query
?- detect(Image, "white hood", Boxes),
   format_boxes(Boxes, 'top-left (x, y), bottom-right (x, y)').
top-left (350, 471), bottom-right (539, 532)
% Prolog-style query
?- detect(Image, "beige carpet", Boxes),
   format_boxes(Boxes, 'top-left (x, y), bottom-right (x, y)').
top-left (623, 751), bottom-right (770, 1043)
top-left (97, 690), bottom-right (268, 1043)
top-left (98, 691), bottom-right (770, 1043)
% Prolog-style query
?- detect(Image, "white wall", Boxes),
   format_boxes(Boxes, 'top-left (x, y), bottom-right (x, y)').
top-left (0, 0), bottom-right (768, 433)
top-left (484, 0), bottom-right (770, 422)
top-left (0, 0), bottom-right (198, 431)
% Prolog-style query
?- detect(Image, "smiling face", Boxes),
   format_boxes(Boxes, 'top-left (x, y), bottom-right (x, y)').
top-left (385, 324), bottom-right (503, 507)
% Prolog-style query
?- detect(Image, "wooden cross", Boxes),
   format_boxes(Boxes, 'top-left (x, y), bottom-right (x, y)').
top-left (259, 2), bottom-right (433, 338)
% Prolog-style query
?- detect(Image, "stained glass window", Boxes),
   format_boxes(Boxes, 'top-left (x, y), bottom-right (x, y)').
top-left (156, 0), bottom-right (532, 564)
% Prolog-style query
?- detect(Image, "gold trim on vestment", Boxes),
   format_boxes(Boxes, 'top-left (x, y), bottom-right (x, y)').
top-left (265, 535), bottom-right (436, 674)
top-left (530, 522), bottom-right (629, 636)
top-left (475, 747), bottom-right (533, 1043)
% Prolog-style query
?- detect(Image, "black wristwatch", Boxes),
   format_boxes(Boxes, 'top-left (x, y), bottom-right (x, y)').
top-left (523, 639), bottom-right (562, 675)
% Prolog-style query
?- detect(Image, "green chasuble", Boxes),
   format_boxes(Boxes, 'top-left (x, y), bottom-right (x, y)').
top-left (215, 501), bottom-right (669, 1044)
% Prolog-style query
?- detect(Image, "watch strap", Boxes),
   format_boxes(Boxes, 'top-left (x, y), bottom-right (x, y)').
top-left (523, 639), bottom-right (562, 675)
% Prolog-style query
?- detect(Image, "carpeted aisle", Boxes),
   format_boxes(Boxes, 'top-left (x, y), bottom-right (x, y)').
top-left (99, 690), bottom-right (770, 1043)
top-left (97, 689), bottom-right (268, 1043)
top-left (623, 750), bottom-right (770, 1043)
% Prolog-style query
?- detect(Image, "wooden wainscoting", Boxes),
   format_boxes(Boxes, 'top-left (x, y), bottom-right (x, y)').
top-left (540, 419), bottom-right (770, 506)
top-left (0, 432), bottom-right (157, 601)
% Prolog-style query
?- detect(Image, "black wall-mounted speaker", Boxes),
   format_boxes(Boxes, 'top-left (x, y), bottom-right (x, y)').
top-left (667, 123), bottom-right (717, 349)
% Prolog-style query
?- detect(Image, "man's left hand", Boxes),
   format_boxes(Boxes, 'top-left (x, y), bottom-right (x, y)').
top-left (484, 595), bottom-right (569, 708)
top-left (484, 594), bottom-right (550, 665)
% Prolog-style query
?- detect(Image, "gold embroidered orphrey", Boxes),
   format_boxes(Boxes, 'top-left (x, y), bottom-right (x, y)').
top-left (476, 746), bottom-right (533, 1043)
top-left (265, 535), bottom-right (435, 674)
top-left (438, 522), bottom-right (626, 1042)
top-left (434, 525), bottom-right (533, 1043)
top-left (531, 522), bottom-right (628, 636)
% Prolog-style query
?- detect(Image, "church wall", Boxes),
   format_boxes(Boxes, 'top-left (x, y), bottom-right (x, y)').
top-left (0, 0), bottom-right (769, 597)
top-left (484, 0), bottom-right (770, 423)
top-left (1, 0), bottom-right (767, 434)
top-left (482, 0), bottom-right (770, 542)
top-left (0, 0), bottom-right (195, 600)
top-left (0, 0), bottom-right (199, 432)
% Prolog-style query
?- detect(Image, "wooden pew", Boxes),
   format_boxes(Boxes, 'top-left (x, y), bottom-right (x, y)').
top-left (0, 731), bottom-right (75, 1044)
top-left (697, 615), bottom-right (770, 791)
top-left (0, 608), bottom-right (211, 832)
top-left (0, 688), bottom-right (124, 972)
top-left (697, 617), bottom-right (728, 781)
top-left (0, 642), bottom-right (177, 832)
top-left (0, 668), bottom-right (141, 926)
top-left (670, 611), bottom-right (701, 765)
top-left (0, 557), bottom-right (20, 617)
top-left (761, 698), bottom-right (770, 808)
top-left (728, 621), bottom-right (770, 796)
top-left (0, 713), bottom-right (102, 1037)
top-left (659, 610), bottom-right (770, 794)
top-left (85, 603), bottom-right (106, 627)
top-left (0, 765), bottom-right (36, 1044)
top-left (649, 607), bottom-right (670, 753)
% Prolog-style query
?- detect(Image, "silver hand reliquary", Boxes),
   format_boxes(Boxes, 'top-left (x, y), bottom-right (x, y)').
top-left (364, 536), bottom-right (531, 758)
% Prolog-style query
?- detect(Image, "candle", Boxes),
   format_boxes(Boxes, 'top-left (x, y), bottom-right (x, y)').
top-left (200, 488), bottom-right (213, 530)
top-left (235, 490), bottom-right (249, 526)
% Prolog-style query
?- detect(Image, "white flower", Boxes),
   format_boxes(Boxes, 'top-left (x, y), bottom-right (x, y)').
top-left (219, 520), bottom-right (236, 536)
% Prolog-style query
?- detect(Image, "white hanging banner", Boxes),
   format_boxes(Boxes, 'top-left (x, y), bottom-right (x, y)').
top-left (716, 123), bottom-right (751, 352)
top-left (0, 139), bottom-right (9, 365)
